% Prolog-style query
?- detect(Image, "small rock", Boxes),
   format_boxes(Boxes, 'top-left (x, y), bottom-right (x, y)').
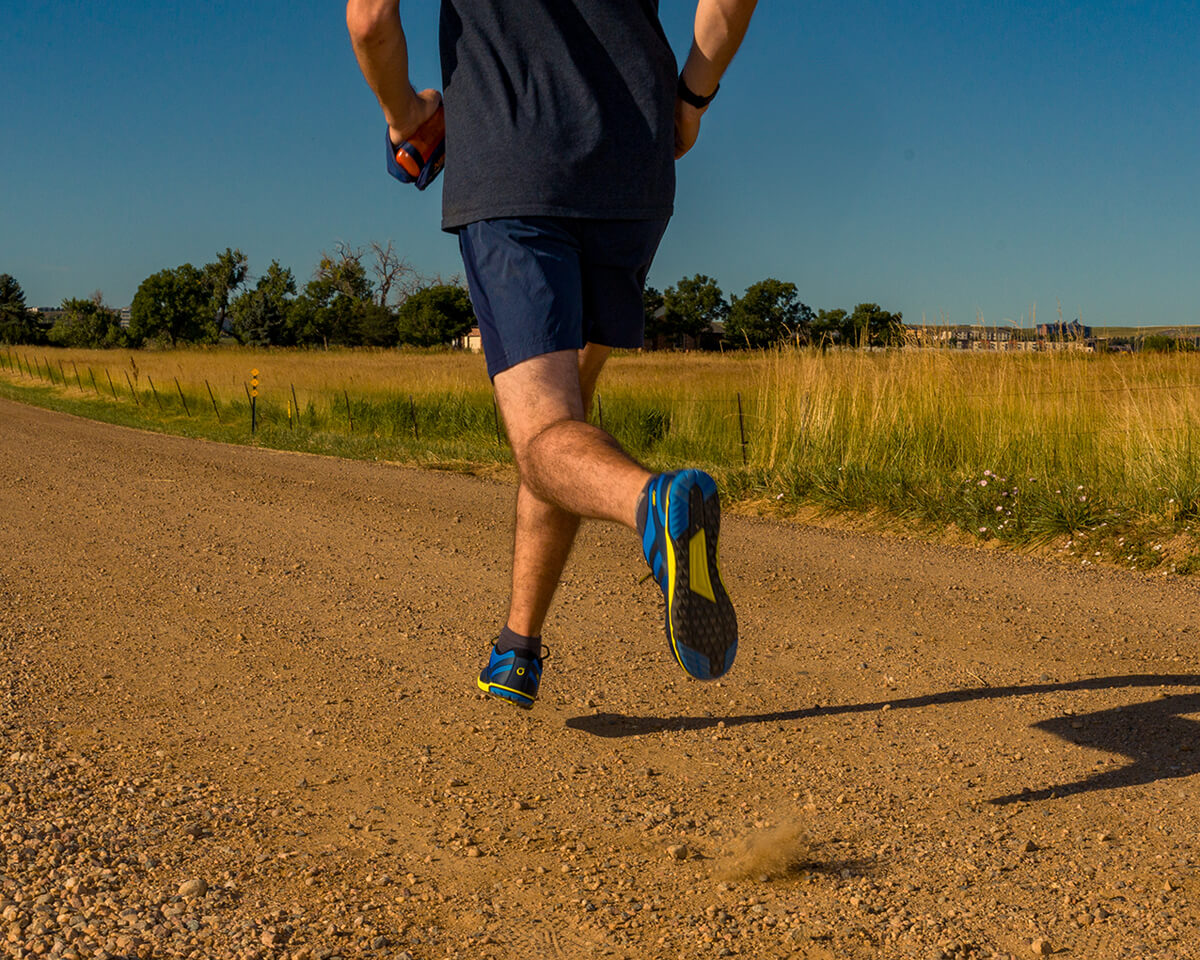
top-left (465, 846), bottom-right (481, 858)
top-left (1031, 938), bottom-right (1052, 956)
top-left (1019, 839), bottom-right (1038, 853)
top-left (177, 879), bottom-right (207, 899)
top-left (666, 844), bottom-right (689, 861)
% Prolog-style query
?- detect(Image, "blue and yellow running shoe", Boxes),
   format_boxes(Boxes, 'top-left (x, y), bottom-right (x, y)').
top-left (476, 644), bottom-right (545, 709)
top-left (640, 469), bottom-right (738, 680)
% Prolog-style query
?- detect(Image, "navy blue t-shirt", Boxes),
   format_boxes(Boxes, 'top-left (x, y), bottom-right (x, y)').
top-left (438, 0), bottom-right (677, 231)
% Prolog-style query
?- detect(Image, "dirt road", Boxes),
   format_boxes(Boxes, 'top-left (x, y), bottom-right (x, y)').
top-left (3, 397), bottom-right (1200, 960)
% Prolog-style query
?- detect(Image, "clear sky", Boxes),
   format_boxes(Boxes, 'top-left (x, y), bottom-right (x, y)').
top-left (3, 1), bottom-right (1198, 326)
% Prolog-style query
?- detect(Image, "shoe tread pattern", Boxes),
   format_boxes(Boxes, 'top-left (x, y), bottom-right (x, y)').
top-left (667, 472), bottom-right (738, 679)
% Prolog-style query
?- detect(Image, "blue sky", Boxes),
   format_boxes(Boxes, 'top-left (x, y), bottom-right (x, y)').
top-left (3, 1), bottom-right (1198, 326)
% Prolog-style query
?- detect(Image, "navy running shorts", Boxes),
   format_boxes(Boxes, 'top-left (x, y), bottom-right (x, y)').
top-left (457, 216), bottom-right (669, 378)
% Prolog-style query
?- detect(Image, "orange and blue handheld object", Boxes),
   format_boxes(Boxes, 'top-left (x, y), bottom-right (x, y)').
top-left (385, 103), bottom-right (445, 191)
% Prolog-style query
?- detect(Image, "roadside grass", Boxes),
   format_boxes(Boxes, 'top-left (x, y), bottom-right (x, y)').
top-left (3, 344), bottom-right (1197, 574)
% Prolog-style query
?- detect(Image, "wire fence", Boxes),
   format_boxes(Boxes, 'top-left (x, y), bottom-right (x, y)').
top-left (4, 345), bottom-right (1200, 455)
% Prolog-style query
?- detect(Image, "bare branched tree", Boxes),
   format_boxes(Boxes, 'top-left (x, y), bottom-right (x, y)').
top-left (369, 240), bottom-right (423, 308)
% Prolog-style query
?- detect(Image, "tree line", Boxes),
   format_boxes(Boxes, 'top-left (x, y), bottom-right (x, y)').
top-left (0, 243), bottom-right (474, 350)
top-left (646, 275), bottom-right (905, 349)
top-left (1, 249), bottom-right (904, 350)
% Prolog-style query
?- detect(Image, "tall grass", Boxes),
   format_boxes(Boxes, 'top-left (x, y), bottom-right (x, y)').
top-left (2, 344), bottom-right (1197, 572)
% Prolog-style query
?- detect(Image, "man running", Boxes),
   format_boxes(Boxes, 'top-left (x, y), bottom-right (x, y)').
top-left (348, 0), bottom-right (757, 708)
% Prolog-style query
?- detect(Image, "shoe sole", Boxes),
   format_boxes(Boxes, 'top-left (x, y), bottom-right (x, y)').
top-left (663, 470), bottom-right (738, 680)
top-left (476, 675), bottom-right (536, 710)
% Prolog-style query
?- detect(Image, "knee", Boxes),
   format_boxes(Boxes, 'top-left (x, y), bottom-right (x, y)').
top-left (511, 416), bottom-right (569, 473)
top-left (511, 415), bottom-right (600, 482)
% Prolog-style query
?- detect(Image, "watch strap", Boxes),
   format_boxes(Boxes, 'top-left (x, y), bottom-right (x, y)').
top-left (677, 75), bottom-right (719, 109)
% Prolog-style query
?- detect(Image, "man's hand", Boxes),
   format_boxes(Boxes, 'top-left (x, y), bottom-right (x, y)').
top-left (388, 88), bottom-right (443, 150)
top-left (674, 99), bottom-right (706, 159)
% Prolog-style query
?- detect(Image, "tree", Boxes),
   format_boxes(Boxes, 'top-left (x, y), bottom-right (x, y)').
top-left (843, 302), bottom-right (906, 348)
top-left (128, 264), bottom-right (212, 346)
top-left (0, 274), bottom-right (41, 345)
top-left (369, 240), bottom-right (421, 308)
top-left (725, 278), bottom-right (813, 348)
top-left (812, 308), bottom-right (847, 347)
top-left (663, 274), bottom-right (727, 341)
top-left (642, 285), bottom-right (666, 343)
top-left (203, 248), bottom-right (248, 339)
top-left (230, 261), bottom-right (297, 346)
top-left (48, 292), bottom-right (126, 348)
top-left (293, 245), bottom-right (377, 346)
top-left (395, 284), bottom-right (474, 347)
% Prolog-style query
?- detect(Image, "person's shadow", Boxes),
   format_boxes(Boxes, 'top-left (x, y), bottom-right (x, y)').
top-left (565, 674), bottom-right (1200, 805)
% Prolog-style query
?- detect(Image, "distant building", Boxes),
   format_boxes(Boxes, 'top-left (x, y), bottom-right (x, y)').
top-left (913, 325), bottom-right (1023, 351)
top-left (643, 308), bottom-right (726, 351)
top-left (911, 320), bottom-right (1099, 353)
top-left (1036, 319), bottom-right (1092, 340)
top-left (454, 326), bottom-right (483, 352)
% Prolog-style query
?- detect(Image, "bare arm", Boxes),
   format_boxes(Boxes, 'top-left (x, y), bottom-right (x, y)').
top-left (675, 0), bottom-right (759, 158)
top-left (346, 0), bottom-right (440, 144)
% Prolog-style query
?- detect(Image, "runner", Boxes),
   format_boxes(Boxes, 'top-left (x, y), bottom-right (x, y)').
top-left (348, 0), bottom-right (758, 708)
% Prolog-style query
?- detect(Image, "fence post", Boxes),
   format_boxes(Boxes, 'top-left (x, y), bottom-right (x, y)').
top-left (105, 369), bottom-right (118, 399)
top-left (291, 384), bottom-right (300, 429)
top-left (344, 389), bottom-right (354, 433)
top-left (71, 362), bottom-right (82, 391)
top-left (250, 369), bottom-right (259, 433)
top-left (43, 356), bottom-right (55, 385)
top-left (146, 375), bottom-right (163, 411)
top-left (59, 360), bottom-right (67, 384)
top-left (492, 395), bottom-right (501, 447)
top-left (205, 379), bottom-right (222, 423)
top-left (736, 391), bottom-right (748, 467)
top-left (409, 395), bottom-right (418, 440)
top-left (88, 368), bottom-right (100, 396)
top-left (596, 393), bottom-right (604, 431)
top-left (174, 376), bottom-right (191, 417)
top-left (124, 370), bottom-right (140, 405)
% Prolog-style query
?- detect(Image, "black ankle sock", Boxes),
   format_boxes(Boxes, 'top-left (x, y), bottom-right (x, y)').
top-left (496, 625), bottom-right (541, 657)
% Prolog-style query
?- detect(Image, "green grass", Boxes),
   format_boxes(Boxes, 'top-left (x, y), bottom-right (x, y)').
top-left (3, 344), bottom-right (1198, 574)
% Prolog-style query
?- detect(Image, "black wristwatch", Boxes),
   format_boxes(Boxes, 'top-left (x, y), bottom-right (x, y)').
top-left (677, 74), bottom-right (719, 109)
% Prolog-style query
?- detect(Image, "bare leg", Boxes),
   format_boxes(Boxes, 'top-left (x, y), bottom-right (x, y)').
top-left (498, 346), bottom-right (651, 637)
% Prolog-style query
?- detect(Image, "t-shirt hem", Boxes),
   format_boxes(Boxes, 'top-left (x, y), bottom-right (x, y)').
top-left (442, 202), bottom-right (674, 233)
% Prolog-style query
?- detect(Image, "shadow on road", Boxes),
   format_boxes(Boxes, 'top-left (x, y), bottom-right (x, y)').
top-left (566, 674), bottom-right (1200, 804)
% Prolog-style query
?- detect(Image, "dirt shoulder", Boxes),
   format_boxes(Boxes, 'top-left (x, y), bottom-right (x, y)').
top-left (3, 398), bottom-right (1200, 960)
